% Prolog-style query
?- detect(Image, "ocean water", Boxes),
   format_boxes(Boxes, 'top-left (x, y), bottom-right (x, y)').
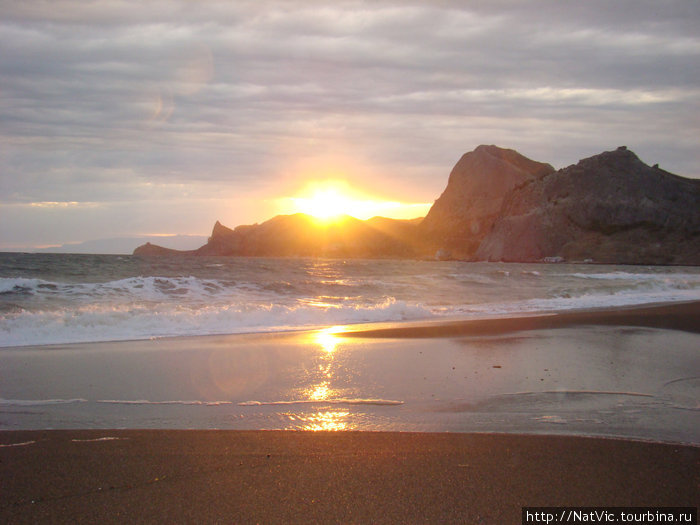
top-left (1, 252), bottom-right (700, 348)
top-left (1, 253), bottom-right (699, 441)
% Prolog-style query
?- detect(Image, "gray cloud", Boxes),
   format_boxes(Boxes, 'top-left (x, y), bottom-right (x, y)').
top-left (1, 1), bottom-right (699, 248)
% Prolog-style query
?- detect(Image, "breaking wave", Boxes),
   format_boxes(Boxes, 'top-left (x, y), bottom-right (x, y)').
top-left (1, 256), bottom-right (699, 347)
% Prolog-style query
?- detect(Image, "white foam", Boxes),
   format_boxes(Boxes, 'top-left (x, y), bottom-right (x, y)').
top-left (571, 271), bottom-right (699, 281)
top-left (239, 398), bottom-right (404, 406)
top-left (0, 398), bottom-right (88, 406)
top-left (0, 296), bottom-right (435, 347)
top-left (96, 399), bottom-right (234, 406)
top-left (71, 437), bottom-right (128, 442)
top-left (2, 264), bottom-right (698, 348)
top-left (0, 440), bottom-right (36, 447)
top-left (533, 415), bottom-right (568, 424)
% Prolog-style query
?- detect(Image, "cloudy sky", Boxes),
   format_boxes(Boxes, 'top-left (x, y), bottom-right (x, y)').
top-left (1, 1), bottom-right (699, 251)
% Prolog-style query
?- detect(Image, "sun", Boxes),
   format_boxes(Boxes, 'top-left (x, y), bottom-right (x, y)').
top-left (276, 179), bottom-right (432, 222)
top-left (293, 187), bottom-right (355, 220)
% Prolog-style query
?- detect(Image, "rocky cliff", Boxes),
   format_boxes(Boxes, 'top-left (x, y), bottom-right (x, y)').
top-left (474, 147), bottom-right (700, 264)
top-left (419, 145), bottom-right (555, 259)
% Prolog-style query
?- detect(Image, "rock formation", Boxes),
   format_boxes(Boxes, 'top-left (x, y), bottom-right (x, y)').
top-left (133, 242), bottom-right (194, 256)
top-left (419, 145), bottom-right (555, 259)
top-left (133, 145), bottom-right (700, 265)
top-left (474, 147), bottom-right (700, 264)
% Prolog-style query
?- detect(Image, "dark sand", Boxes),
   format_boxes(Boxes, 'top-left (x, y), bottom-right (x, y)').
top-left (337, 300), bottom-right (700, 338)
top-left (1, 430), bottom-right (698, 524)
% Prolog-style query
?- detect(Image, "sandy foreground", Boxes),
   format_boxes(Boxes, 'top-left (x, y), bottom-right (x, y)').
top-left (1, 430), bottom-right (698, 524)
top-left (1, 302), bottom-right (699, 523)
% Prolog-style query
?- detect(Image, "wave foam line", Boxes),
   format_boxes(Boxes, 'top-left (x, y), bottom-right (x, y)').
top-left (499, 390), bottom-right (654, 398)
top-left (0, 441), bottom-right (36, 448)
top-left (71, 437), bottom-right (128, 442)
top-left (239, 398), bottom-right (404, 406)
top-left (96, 399), bottom-right (234, 406)
top-left (0, 398), bottom-right (88, 406)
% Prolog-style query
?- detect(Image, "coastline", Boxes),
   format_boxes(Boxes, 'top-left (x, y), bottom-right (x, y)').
top-left (2, 298), bottom-right (699, 351)
top-left (336, 299), bottom-right (700, 338)
top-left (1, 299), bottom-right (698, 443)
top-left (1, 430), bottom-right (697, 524)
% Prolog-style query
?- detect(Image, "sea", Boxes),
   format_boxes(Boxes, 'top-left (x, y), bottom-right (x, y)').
top-left (1, 252), bottom-right (699, 348)
top-left (1, 253), bottom-right (699, 441)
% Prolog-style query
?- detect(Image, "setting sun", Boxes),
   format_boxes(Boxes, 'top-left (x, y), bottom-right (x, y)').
top-left (279, 180), bottom-right (431, 221)
top-left (294, 186), bottom-right (356, 220)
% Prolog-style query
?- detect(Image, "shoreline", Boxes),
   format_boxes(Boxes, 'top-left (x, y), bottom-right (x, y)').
top-left (2, 299), bottom-right (699, 351)
top-left (338, 299), bottom-right (700, 338)
top-left (2, 430), bottom-right (697, 524)
top-left (2, 299), bottom-right (698, 442)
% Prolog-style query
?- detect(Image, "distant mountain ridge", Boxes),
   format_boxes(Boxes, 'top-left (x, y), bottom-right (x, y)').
top-left (134, 145), bottom-right (700, 265)
top-left (38, 235), bottom-right (207, 255)
top-left (136, 214), bottom-right (422, 258)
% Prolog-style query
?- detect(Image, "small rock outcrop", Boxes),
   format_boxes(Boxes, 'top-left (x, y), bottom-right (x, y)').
top-left (133, 242), bottom-right (193, 256)
top-left (419, 145), bottom-right (555, 259)
top-left (475, 147), bottom-right (700, 264)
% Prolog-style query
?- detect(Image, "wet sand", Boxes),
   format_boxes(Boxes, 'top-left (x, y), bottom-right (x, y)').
top-left (336, 300), bottom-right (700, 338)
top-left (1, 302), bottom-right (698, 522)
top-left (2, 301), bottom-right (698, 440)
top-left (1, 430), bottom-right (698, 524)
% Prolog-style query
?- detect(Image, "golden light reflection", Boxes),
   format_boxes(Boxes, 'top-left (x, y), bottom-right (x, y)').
top-left (307, 381), bottom-right (332, 401)
top-left (286, 326), bottom-right (357, 430)
top-left (301, 411), bottom-right (350, 431)
top-left (314, 326), bottom-right (343, 354)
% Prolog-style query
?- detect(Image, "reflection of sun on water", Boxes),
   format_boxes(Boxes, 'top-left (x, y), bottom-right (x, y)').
top-left (290, 326), bottom-right (352, 430)
top-left (300, 411), bottom-right (351, 431)
top-left (314, 326), bottom-right (342, 354)
top-left (307, 382), bottom-right (332, 401)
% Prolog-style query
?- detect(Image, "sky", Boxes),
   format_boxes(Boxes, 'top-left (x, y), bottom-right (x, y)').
top-left (1, 1), bottom-right (699, 251)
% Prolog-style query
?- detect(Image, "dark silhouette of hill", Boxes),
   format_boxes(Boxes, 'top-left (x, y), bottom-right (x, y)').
top-left (135, 214), bottom-right (421, 258)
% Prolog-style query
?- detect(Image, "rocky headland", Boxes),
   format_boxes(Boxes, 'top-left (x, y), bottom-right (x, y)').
top-left (134, 145), bottom-right (700, 264)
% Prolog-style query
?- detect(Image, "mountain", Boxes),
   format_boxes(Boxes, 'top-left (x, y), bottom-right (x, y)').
top-left (133, 145), bottom-right (700, 265)
top-left (419, 145), bottom-right (555, 259)
top-left (134, 214), bottom-right (421, 258)
top-left (474, 146), bottom-right (700, 264)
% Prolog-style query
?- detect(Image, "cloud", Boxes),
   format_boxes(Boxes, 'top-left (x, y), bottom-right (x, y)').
top-left (1, 1), bottom-right (699, 248)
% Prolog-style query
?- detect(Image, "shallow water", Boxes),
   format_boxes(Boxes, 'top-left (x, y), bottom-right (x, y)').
top-left (1, 323), bottom-right (697, 443)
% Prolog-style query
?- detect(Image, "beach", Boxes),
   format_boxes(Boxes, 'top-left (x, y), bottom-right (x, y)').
top-left (1, 301), bottom-right (699, 522)
top-left (1, 430), bottom-right (697, 524)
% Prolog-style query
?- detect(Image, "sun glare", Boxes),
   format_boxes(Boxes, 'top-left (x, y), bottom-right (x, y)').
top-left (280, 180), bottom-right (431, 221)
top-left (295, 187), bottom-right (355, 220)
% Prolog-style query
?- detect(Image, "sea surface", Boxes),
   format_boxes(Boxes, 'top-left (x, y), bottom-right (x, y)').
top-left (1, 253), bottom-right (699, 441)
top-left (1, 252), bottom-right (700, 348)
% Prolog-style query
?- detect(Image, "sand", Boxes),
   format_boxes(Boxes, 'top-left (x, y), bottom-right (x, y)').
top-left (1, 430), bottom-right (698, 524)
top-left (1, 302), bottom-right (699, 522)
